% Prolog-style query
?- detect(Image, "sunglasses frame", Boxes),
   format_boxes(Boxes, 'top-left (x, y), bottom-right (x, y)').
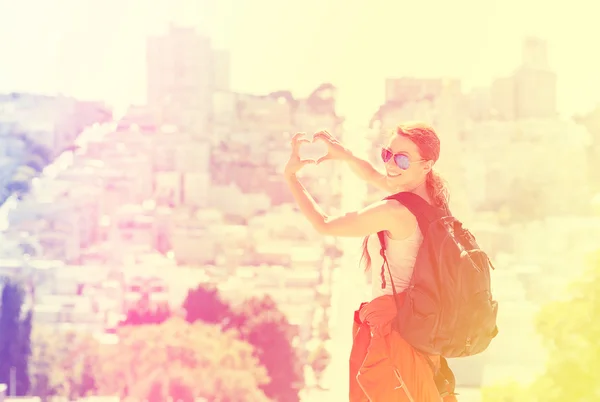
top-left (381, 147), bottom-right (425, 170)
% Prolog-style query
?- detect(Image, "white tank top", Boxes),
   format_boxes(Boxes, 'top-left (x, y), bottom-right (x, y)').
top-left (367, 225), bottom-right (423, 300)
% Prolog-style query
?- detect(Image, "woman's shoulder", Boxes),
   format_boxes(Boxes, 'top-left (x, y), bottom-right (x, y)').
top-left (375, 198), bottom-right (419, 239)
top-left (366, 198), bottom-right (414, 224)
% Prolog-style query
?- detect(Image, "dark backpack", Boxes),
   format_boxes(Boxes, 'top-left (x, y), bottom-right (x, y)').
top-left (377, 191), bottom-right (499, 358)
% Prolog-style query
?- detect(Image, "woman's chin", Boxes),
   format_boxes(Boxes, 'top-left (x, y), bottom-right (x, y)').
top-left (386, 176), bottom-right (404, 190)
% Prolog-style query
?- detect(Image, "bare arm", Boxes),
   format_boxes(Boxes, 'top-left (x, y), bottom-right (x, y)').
top-left (313, 130), bottom-right (393, 193)
top-left (342, 150), bottom-right (394, 193)
top-left (285, 174), bottom-right (404, 237)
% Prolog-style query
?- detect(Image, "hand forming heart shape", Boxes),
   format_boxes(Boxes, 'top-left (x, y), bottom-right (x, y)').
top-left (298, 135), bottom-right (328, 163)
top-left (284, 131), bottom-right (349, 178)
top-left (309, 130), bottom-right (349, 164)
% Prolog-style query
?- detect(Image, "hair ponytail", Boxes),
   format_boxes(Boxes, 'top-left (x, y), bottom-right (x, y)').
top-left (425, 169), bottom-right (450, 210)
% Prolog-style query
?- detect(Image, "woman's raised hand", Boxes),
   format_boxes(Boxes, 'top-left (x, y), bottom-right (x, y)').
top-left (283, 132), bottom-right (315, 178)
top-left (313, 130), bottom-right (350, 164)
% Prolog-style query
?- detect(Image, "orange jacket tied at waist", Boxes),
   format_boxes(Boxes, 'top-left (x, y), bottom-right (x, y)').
top-left (349, 294), bottom-right (457, 402)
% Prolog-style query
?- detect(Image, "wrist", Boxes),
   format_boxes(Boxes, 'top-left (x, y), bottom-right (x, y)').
top-left (340, 148), bottom-right (353, 161)
top-left (284, 172), bottom-right (298, 182)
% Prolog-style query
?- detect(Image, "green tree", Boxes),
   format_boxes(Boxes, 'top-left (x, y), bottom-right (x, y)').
top-left (29, 326), bottom-right (97, 401)
top-left (119, 306), bottom-right (171, 326)
top-left (92, 317), bottom-right (271, 401)
top-left (182, 286), bottom-right (303, 401)
top-left (483, 251), bottom-right (600, 401)
top-left (0, 280), bottom-right (30, 396)
top-left (481, 380), bottom-right (532, 401)
top-left (231, 295), bottom-right (303, 402)
top-left (23, 153), bottom-right (46, 173)
top-left (16, 310), bottom-right (32, 395)
top-left (182, 284), bottom-right (233, 325)
top-left (146, 375), bottom-right (195, 402)
top-left (6, 179), bottom-right (30, 194)
top-left (528, 250), bottom-right (600, 401)
top-left (28, 144), bottom-right (52, 165)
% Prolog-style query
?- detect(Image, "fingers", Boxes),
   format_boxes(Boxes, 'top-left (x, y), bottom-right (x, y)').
top-left (314, 130), bottom-right (338, 144)
top-left (291, 132), bottom-right (307, 142)
top-left (316, 155), bottom-right (329, 164)
top-left (313, 132), bottom-right (328, 142)
top-left (291, 132), bottom-right (310, 152)
top-left (293, 139), bottom-right (310, 154)
top-left (313, 131), bottom-right (332, 144)
top-left (320, 130), bottom-right (333, 139)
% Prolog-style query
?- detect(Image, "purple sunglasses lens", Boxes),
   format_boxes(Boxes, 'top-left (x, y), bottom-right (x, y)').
top-left (394, 154), bottom-right (410, 170)
top-left (382, 148), bottom-right (410, 169)
top-left (381, 148), bottom-right (392, 162)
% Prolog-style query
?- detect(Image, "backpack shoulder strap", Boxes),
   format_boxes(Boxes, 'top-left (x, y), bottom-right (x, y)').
top-left (377, 192), bottom-right (441, 251)
top-left (384, 191), bottom-right (446, 234)
top-left (376, 192), bottom-right (444, 292)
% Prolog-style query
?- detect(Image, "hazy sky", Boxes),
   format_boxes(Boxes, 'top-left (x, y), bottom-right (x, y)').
top-left (0, 0), bottom-right (597, 123)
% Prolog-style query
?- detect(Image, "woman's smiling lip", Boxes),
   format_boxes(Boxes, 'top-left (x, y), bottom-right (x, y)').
top-left (386, 172), bottom-right (401, 178)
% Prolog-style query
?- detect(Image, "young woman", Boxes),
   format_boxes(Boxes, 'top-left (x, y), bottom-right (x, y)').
top-left (284, 122), bottom-right (457, 401)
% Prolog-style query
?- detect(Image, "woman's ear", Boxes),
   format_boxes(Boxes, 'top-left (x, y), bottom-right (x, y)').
top-left (424, 160), bottom-right (434, 174)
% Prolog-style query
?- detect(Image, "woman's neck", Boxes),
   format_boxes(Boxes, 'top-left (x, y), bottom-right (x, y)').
top-left (407, 181), bottom-right (432, 204)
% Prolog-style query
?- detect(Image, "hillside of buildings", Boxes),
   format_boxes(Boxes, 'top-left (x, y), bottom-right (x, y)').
top-left (0, 27), bottom-right (599, 402)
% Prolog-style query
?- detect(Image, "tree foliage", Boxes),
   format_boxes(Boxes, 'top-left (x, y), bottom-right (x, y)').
top-left (0, 280), bottom-right (31, 396)
top-left (483, 251), bottom-right (600, 401)
top-left (29, 319), bottom-right (271, 402)
top-left (527, 251), bottom-right (600, 401)
top-left (24, 283), bottom-right (302, 401)
top-left (182, 284), bottom-right (233, 325)
top-left (0, 270), bottom-right (307, 399)
top-left (92, 318), bottom-right (270, 401)
top-left (230, 295), bottom-right (303, 402)
top-left (183, 287), bottom-right (304, 402)
top-left (28, 143), bottom-right (52, 165)
top-left (6, 179), bottom-right (30, 194)
top-left (29, 326), bottom-right (97, 400)
top-left (481, 381), bottom-right (533, 402)
top-left (119, 306), bottom-right (171, 326)
top-left (24, 154), bottom-right (46, 173)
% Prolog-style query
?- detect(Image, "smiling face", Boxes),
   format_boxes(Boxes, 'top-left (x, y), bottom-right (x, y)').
top-left (383, 134), bottom-right (433, 191)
